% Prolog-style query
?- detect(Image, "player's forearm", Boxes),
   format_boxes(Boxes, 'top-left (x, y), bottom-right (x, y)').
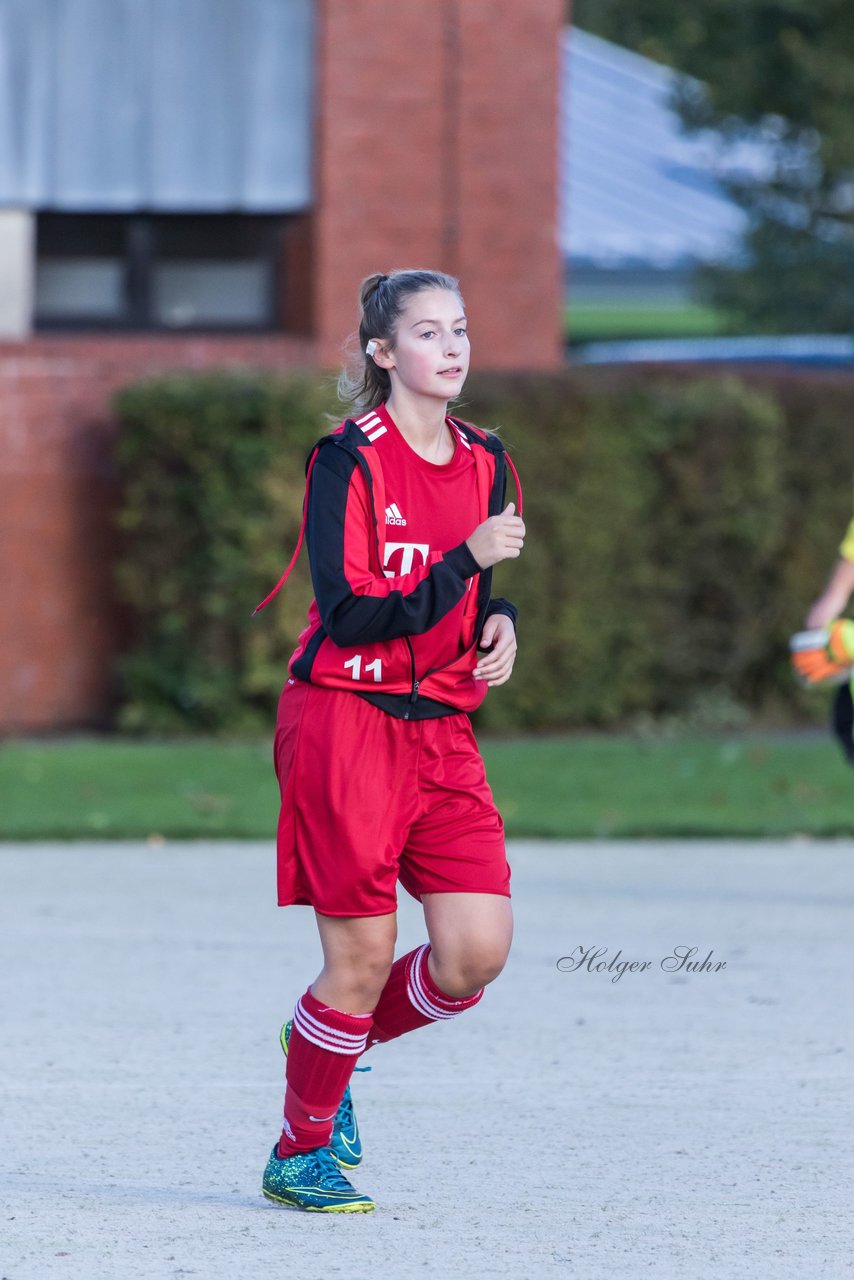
top-left (306, 459), bottom-right (479, 645)
top-left (806, 557), bottom-right (854, 627)
top-left (312, 552), bottom-right (475, 646)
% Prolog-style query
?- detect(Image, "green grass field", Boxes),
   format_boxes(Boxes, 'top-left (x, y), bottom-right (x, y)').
top-left (566, 303), bottom-right (730, 342)
top-left (1, 734), bottom-right (852, 839)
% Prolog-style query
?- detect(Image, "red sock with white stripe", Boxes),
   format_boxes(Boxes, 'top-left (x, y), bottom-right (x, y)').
top-left (277, 987), bottom-right (373, 1158)
top-left (367, 943), bottom-right (483, 1047)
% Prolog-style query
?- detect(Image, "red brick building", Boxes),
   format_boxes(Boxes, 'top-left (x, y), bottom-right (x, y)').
top-left (0, 0), bottom-right (563, 732)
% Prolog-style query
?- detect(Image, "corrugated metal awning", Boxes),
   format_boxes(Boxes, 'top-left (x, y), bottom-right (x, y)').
top-left (0, 0), bottom-right (313, 211)
top-left (561, 28), bottom-right (775, 268)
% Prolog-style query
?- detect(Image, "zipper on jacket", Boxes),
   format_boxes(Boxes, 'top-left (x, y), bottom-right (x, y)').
top-left (404, 637), bottom-right (419, 720)
top-left (404, 679), bottom-right (421, 720)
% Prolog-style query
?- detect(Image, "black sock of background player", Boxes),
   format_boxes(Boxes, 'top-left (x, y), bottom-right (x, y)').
top-left (831, 684), bottom-right (854, 765)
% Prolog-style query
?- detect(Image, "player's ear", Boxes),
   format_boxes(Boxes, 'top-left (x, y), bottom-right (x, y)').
top-left (367, 339), bottom-right (395, 370)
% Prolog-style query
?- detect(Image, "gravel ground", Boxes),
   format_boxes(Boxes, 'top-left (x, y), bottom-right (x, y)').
top-left (1, 839), bottom-right (852, 1280)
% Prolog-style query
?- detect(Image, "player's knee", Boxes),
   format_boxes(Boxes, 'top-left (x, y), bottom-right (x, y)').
top-left (465, 947), bottom-right (509, 992)
top-left (359, 950), bottom-right (395, 996)
top-left (432, 940), bottom-right (509, 997)
top-left (324, 946), bottom-right (394, 1006)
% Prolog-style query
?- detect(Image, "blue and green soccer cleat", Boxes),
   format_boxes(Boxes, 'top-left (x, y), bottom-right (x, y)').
top-left (262, 1143), bottom-right (375, 1213)
top-left (280, 1020), bottom-right (366, 1169)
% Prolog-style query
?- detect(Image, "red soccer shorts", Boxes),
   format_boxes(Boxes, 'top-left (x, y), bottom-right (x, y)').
top-left (273, 679), bottom-right (511, 916)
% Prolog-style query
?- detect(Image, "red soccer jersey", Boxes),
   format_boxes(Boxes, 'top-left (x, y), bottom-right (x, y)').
top-left (260, 404), bottom-right (519, 718)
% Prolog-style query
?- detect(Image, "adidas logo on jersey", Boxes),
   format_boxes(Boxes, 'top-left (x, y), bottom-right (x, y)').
top-left (385, 503), bottom-right (407, 526)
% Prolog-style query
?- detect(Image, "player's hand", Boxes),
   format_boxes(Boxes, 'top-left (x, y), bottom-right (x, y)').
top-left (465, 503), bottom-right (525, 570)
top-left (790, 620), bottom-right (854, 685)
top-left (474, 613), bottom-right (517, 686)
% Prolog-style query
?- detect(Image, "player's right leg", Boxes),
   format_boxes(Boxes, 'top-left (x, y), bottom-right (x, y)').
top-left (264, 912), bottom-right (396, 1213)
top-left (279, 1018), bottom-right (371, 1169)
top-left (267, 682), bottom-right (415, 1211)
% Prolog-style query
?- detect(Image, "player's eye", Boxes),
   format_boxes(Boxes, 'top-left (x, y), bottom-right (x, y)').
top-left (419, 330), bottom-right (435, 339)
top-left (455, 327), bottom-right (468, 337)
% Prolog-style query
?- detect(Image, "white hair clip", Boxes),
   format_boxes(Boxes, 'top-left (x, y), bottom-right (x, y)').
top-left (366, 339), bottom-right (379, 358)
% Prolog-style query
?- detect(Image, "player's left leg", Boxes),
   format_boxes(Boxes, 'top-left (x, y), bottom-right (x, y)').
top-left (421, 890), bottom-right (513, 996)
top-left (367, 710), bottom-right (512, 1045)
top-left (365, 893), bottom-right (511, 1045)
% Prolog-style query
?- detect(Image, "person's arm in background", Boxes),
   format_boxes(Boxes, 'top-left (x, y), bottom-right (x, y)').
top-left (806, 516), bottom-right (854, 627)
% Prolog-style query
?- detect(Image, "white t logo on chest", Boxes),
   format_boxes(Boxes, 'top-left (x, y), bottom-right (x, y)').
top-left (384, 542), bottom-right (430, 576)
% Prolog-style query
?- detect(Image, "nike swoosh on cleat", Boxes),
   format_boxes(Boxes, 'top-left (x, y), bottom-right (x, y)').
top-left (338, 1129), bottom-right (360, 1154)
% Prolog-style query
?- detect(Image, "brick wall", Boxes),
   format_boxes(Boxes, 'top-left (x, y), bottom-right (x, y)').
top-left (455, 1), bottom-right (564, 368)
top-left (312, 0), bottom-right (563, 370)
top-left (0, 335), bottom-right (315, 732)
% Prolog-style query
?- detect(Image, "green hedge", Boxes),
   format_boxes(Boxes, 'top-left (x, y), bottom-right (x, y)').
top-left (113, 367), bottom-right (853, 733)
top-left (113, 373), bottom-right (327, 732)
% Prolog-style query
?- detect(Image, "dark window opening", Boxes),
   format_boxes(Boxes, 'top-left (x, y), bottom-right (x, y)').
top-left (35, 213), bottom-right (288, 332)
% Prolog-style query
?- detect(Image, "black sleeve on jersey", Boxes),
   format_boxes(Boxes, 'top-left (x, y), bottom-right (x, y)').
top-left (485, 597), bottom-right (518, 629)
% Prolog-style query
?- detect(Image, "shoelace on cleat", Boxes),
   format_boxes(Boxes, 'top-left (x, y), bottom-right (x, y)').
top-left (335, 1090), bottom-right (355, 1129)
top-left (314, 1145), bottom-right (359, 1191)
top-left (336, 1063), bottom-right (369, 1126)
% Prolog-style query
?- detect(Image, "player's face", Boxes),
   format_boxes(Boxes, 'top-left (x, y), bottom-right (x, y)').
top-left (386, 288), bottom-right (469, 401)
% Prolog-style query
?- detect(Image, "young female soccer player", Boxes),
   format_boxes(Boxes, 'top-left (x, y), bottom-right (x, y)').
top-left (792, 509), bottom-right (854, 762)
top-left (255, 268), bottom-right (525, 1213)
top-left (804, 513), bottom-right (854, 630)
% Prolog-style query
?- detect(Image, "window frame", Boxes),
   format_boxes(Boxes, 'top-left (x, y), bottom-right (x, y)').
top-left (34, 211), bottom-right (285, 334)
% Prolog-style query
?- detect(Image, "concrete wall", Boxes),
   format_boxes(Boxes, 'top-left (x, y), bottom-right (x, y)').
top-left (0, 211), bottom-right (35, 338)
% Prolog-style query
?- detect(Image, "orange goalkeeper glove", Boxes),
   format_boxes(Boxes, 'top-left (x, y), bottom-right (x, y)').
top-left (790, 620), bottom-right (854, 686)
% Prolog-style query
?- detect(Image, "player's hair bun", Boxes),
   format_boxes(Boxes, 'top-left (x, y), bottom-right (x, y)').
top-left (359, 273), bottom-right (388, 309)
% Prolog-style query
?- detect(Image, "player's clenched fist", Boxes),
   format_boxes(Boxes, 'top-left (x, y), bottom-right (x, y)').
top-left (465, 503), bottom-right (526, 569)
